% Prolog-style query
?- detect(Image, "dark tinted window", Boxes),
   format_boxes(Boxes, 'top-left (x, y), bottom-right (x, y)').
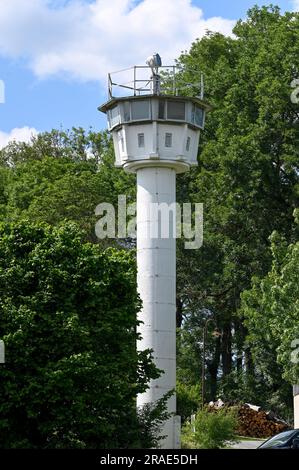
top-left (124, 102), bottom-right (131, 121)
top-left (167, 101), bottom-right (185, 120)
top-left (108, 105), bottom-right (120, 128)
top-left (186, 136), bottom-right (191, 151)
top-left (193, 105), bottom-right (204, 127)
top-left (131, 101), bottom-right (149, 120)
top-left (138, 133), bottom-right (145, 148)
top-left (258, 431), bottom-right (296, 449)
top-left (158, 100), bottom-right (165, 119)
top-left (165, 133), bottom-right (172, 148)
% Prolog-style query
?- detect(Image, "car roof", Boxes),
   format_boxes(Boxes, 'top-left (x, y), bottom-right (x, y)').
top-left (258, 429), bottom-right (299, 448)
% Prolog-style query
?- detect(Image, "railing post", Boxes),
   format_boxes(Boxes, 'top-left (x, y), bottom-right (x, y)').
top-left (173, 66), bottom-right (176, 95)
top-left (108, 74), bottom-right (112, 99)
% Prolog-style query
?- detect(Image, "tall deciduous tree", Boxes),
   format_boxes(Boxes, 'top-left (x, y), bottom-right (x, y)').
top-left (241, 220), bottom-right (299, 387)
top-left (0, 221), bottom-right (160, 448)
top-left (0, 128), bottom-right (135, 243)
top-left (176, 6), bottom-right (298, 407)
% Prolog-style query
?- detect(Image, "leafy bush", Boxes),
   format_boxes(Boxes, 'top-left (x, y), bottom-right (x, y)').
top-left (0, 221), bottom-right (163, 448)
top-left (176, 381), bottom-right (201, 423)
top-left (136, 391), bottom-right (173, 449)
top-left (182, 407), bottom-right (238, 449)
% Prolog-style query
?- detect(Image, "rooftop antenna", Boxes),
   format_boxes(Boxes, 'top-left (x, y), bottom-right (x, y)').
top-left (146, 53), bottom-right (162, 95)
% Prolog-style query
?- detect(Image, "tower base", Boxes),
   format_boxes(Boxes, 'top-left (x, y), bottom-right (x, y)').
top-left (136, 165), bottom-right (179, 449)
top-left (159, 415), bottom-right (181, 449)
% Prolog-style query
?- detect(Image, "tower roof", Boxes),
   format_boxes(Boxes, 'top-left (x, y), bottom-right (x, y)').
top-left (99, 93), bottom-right (212, 114)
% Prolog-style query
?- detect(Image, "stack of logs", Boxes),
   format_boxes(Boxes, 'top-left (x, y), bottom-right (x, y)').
top-left (208, 401), bottom-right (289, 438)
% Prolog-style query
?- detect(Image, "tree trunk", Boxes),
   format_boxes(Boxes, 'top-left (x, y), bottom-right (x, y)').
top-left (245, 347), bottom-right (255, 376)
top-left (234, 318), bottom-right (245, 372)
top-left (239, 322), bottom-right (255, 377)
top-left (207, 335), bottom-right (221, 401)
top-left (176, 297), bottom-right (183, 328)
top-left (221, 322), bottom-right (232, 376)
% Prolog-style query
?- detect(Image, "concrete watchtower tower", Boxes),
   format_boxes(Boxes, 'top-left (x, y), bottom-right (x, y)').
top-left (99, 55), bottom-right (209, 448)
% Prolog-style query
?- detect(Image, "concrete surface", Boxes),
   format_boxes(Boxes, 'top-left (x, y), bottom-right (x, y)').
top-left (229, 439), bottom-right (265, 449)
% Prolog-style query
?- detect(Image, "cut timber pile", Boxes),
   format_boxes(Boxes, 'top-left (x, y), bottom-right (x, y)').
top-left (237, 404), bottom-right (289, 438)
top-left (208, 401), bottom-right (289, 438)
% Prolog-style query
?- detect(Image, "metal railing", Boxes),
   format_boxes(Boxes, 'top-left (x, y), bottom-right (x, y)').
top-left (107, 65), bottom-right (204, 100)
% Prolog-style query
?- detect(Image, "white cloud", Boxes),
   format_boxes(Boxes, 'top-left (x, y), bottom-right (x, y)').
top-left (0, 127), bottom-right (38, 149)
top-left (0, 0), bottom-right (235, 82)
top-left (292, 0), bottom-right (299, 10)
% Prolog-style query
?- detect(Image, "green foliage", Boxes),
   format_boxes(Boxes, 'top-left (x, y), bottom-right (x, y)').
top-left (0, 128), bottom-right (135, 242)
top-left (136, 391), bottom-right (173, 449)
top-left (182, 408), bottom-right (238, 449)
top-left (177, 323), bottom-right (203, 386)
top-left (0, 221), bottom-right (162, 448)
top-left (177, 3), bottom-right (298, 325)
top-left (176, 5), bottom-right (298, 410)
top-left (0, 128), bottom-right (108, 165)
top-left (241, 228), bottom-right (299, 385)
top-left (218, 369), bottom-right (292, 420)
top-left (176, 382), bottom-right (201, 423)
top-left (219, 370), bottom-right (266, 404)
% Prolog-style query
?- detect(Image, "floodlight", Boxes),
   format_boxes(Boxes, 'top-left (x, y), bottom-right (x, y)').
top-left (146, 53), bottom-right (162, 75)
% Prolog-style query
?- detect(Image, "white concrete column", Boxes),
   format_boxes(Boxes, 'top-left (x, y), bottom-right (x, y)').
top-left (294, 385), bottom-right (299, 429)
top-left (136, 166), bottom-right (179, 449)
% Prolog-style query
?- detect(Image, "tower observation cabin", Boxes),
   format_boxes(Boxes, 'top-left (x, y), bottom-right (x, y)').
top-left (99, 54), bottom-right (211, 174)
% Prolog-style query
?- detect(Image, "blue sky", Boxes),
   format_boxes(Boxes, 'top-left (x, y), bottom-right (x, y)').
top-left (0, 0), bottom-right (297, 147)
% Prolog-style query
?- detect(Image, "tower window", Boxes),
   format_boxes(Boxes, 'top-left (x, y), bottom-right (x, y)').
top-left (167, 101), bottom-right (185, 120)
top-left (165, 133), bottom-right (172, 148)
top-left (124, 101), bottom-right (131, 121)
top-left (158, 101), bottom-right (165, 119)
top-left (138, 133), bottom-right (145, 148)
top-left (131, 100), bottom-right (150, 120)
top-left (118, 131), bottom-right (124, 152)
top-left (186, 136), bottom-right (191, 151)
top-left (108, 105), bottom-right (120, 128)
top-left (192, 105), bottom-right (204, 127)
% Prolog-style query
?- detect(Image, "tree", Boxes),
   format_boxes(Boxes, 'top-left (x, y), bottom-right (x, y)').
top-left (182, 407), bottom-right (238, 449)
top-left (0, 128), bottom-right (135, 243)
top-left (176, 381), bottom-right (201, 424)
top-left (241, 222), bottom-right (299, 387)
top-left (0, 221), bottom-right (161, 448)
top-left (175, 5), bottom-right (299, 407)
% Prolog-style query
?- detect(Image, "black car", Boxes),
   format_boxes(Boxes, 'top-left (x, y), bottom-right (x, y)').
top-left (258, 429), bottom-right (299, 449)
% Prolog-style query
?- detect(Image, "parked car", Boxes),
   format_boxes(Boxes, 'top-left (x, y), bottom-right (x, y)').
top-left (258, 429), bottom-right (299, 449)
